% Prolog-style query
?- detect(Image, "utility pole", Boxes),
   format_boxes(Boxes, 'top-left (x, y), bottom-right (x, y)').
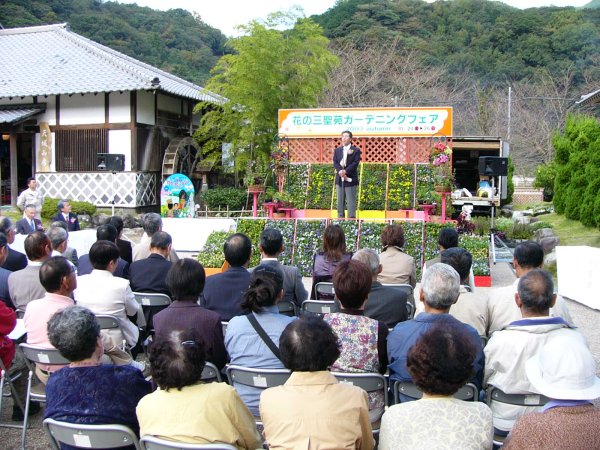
top-left (507, 86), bottom-right (512, 143)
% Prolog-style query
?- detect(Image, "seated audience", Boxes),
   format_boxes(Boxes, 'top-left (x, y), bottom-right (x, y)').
top-left (45, 306), bottom-right (151, 449)
top-left (0, 232), bottom-right (14, 308)
top-left (225, 263), bottom-right (296, 415)
top-left (504, 336), bottom-right (600, 449)
top-left (137, 329), bottom-right (261, 449)
top-left (252, 227), bottom-right (307, 308)
top-left (388, 263), bottom-right (484, 400)
top-left (109, 216), bottom-right (132, 264)
top-left (324, 259), bottom-right (388, 422)
top-left (310, 224), bottom-right (352, 299)
top-left (380, 323), bottom-right (493, 450)
top-left (132, 213), bottom-right (178, 262)
top-left (485, 269), bottom-right (586, 435)
top-left (78, 224), bottom-right (129, 279)
top-left (260, 317), bottom-right (374, 450)
top-left (8, 231), bottom-right (52, 310)
top-left (200, 233), bottom-right (252, 321)
top-left (50, 199), bottom-right (80, 231)
top-left (352, 248), bottom-right (408, 328)
top-left (441, 247), bottom-right (489, 337)
top-left (0, 217), bottom-right (27, 272)
top-left (15, 204), bottom-right (43, 235)
top-left (153, 259), bottom-right (226, 370)
top-left (488, 241), bottom-right (572, 335)
top-left (74, 241), bottom-right (140, 349)
top-left (49, 221), bottom-right (78, 267)
top-left (377, 224), bottom-right (416, 288)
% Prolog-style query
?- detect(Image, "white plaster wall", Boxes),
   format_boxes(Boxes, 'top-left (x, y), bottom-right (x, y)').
top-left (36, 96), bottom-right (57, 125)
top-left (137, 90), bottom-right (155, 125)
top-left (108, 129), bottom-right (132, 170)
top-left (60, 94), bottom-right (104, 125)
top-left (157, 94), bottom-right (181, 114)
top-left (108, 92), bottom-right (130, 123)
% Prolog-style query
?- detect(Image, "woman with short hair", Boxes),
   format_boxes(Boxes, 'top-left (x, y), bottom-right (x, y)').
top-left (378, 223), bottom-right (416, 287)
top-left (136, 329), bottom-right (261, 449)
top-left (379, 322), bottom-right (493, 449)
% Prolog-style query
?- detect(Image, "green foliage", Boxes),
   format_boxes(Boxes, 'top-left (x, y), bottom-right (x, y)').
top-left (200, 187), bottom-right (247, 210)
top-left (236, 218), bottom-right (267, 267)
top-left (358, 164), bottom-right (388, 210)
top-left (459, 235), bottom-right (490, 276)
top-left (506, 157), bottom-right (515, 205)
top-left (307, 164), bottom-right (335, 209)
top-left (533, 161), bottom-right (557, 200)
top-left (42, 197), bottom-right (96, 220)
top-left (197, 231), bottom-right (229, 268)
top-left (388, 165), bottom-right (415, 210)
top-left (293, 219), bottom-right (327, 276)
top-left (358, 221), bottom-right (387, 251)
top-left (264, 219), bottom-right (295, 265)
top-left (287, 164), bottom-right (310, 209)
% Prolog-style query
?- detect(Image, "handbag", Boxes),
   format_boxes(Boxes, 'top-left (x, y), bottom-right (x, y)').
top-left (246, 313), bottom-right (281, 360)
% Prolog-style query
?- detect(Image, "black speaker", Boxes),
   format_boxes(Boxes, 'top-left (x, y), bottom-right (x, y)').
top-left (478, 156), bottom-right (508, 176)
top-left (97, 153), bottom-right (125, 172)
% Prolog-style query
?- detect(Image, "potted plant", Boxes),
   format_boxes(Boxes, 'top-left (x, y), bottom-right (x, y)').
top-left (430, 141), bottom-right (454, 193)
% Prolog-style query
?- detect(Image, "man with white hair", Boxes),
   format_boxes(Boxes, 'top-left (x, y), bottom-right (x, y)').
top-left (352, 248), bottom-right (408, 328)
top-left (132, 213), bottom-right (179, 262)
top-left (387, 263), bottom-right (484, 399)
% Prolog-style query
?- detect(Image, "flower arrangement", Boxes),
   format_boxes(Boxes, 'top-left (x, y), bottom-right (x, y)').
top-left (430, 141), bottom-right (454, 193)
top-left (430, 141), bottom-right (452, 166)
top-left (271, 137), bottom-right (290, 192)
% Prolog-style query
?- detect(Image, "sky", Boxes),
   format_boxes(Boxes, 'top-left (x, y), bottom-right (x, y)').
top-left (116, 0), bottom-right (592, 37)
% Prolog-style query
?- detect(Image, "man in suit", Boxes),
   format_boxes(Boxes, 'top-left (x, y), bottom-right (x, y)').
top-left (8, 231), bottom-right (52, 310)
top-left (251, 227), bottom-right (307, 309)
top-left (50, 199), bottom-right (80, 231)
top-left (109, 216), bottom-right (132, 264)
top-left (15, 205), bottom-right (43, 235)
top-left (333, 130), bottom-right (361, 218)
top-left (0, 233), bottom-right (14, 308)
top-left (352, 248), bottom-right (408, 329)
top-left (132, 213), bottom-right (178, 262)
top-left (200, 233), bottom-right (252, 321)
top-left (0, 217), bottom-right (27, 272)
top-left (78, 224), bottom-right (129, 279)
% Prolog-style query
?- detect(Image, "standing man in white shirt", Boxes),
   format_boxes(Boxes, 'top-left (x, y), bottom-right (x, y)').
top-left (17, 177), bottom-right (44, 220)
top-left (333, 130), bottom-right (362, 219)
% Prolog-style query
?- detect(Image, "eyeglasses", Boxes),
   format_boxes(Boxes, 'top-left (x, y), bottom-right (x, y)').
top-left (181, 340), bottom-right (197, 346)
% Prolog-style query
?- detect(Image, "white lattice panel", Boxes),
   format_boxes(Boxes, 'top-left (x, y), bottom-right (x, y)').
top-left (37, 172), bottom-right (157, 208)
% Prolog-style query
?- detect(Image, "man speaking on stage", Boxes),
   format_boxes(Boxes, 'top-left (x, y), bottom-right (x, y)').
top-left (333, 130), bottom-right (362, 219)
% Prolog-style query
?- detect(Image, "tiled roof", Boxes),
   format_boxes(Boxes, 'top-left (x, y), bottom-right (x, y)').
top-left (0, 23), bottom-right (224, 104)
top-left (0, 104), bottom-right (46, 124)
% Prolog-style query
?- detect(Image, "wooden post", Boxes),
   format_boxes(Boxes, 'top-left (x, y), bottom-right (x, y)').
top-left (9, 132), bottom-right (18, 207)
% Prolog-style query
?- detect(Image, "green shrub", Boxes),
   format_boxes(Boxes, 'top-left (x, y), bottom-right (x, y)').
top-left (42, 197), bottom-right (96, 220)
top-left (197, 231), bottom-right (229, 268)
top-left (236, 218), bottom-right (266, 267)
top-left (201, 187), bottom-right (247, 210)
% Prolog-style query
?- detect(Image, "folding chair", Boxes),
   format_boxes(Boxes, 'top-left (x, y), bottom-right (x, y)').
top-left (221, 321), bottom-right (228, 336)
top-left (314, 282), bottom-right (335, 300)
top-left (301, 300), bottom-right (337, 317)
top-left (277, 299), bottom-right (297, 317)
top-left (0, 358), bottom-right (26, 430)
top-left (140, 435), bottom-right (237, 450)
top-left (44, 418), bottom-right (141, 450)
top-left (225, 365), bottom-right (291, 423)
top-left (393, 380), bottom-right (479, 404)
top-left (19, 343), bottom-right (70, 449)
top-left (331, 372), bottom-right (388, 434)
top-left (201, 362), bottom-right (222, 383)
top-left (96, 314), bottom-right (133, 356)
top-left (133, 292), bottom-right (172, 336)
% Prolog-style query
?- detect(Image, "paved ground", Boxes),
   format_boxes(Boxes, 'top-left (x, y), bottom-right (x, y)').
top-left (4, 261), bottom-right (599, 449)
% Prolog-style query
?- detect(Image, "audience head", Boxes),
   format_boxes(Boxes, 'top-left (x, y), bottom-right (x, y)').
top-left (332, 259), bottom-right (372, 309)
top-left (407, 322), bottom-right (476, 396)
top-left (142, 213), bottom-right (162, 237)
top-left (514, 241), bottom-right (544, 270)
top-left (0, 232), bottom-right (8, 265)
top-left (381, 224), bottom-right (405, 249)
top-left (441, 247), bottom-right (473, 284)
top-left (96, 224), bottom-right (118, 243)
top-left (39, 256), bottom-right (76, 294)
top-left (50, 221), bottom-right (68, 232)
top-left (280, 317), bottom-right (340, 372)
top-left (24, 204), bottom-right (36, 220)
top-left (526, 335), bottom-right (600, 401)
top-left (47, 306), bottom-right (101, 362)
top-left (242, 263), bottom-right (284, 313)
top-left (108, 216), bottom-right (124, 236)
top-left (0, 217), bottom-right (15, 244)
top-left (438, 227), bottom-right (459, 249)
top-left (516, 268), bottom-right (556, 316)
top-left (150, 231), bottom-right (172, 253)
top-left (89, 240), bottom-right (120, 270)
top-left (223, 233), bottom-right (252, 267)
top-left (259, 227), bottom-right (283, 257)
top-left (24, 231), bottom-right (51, 262)
top-left (57, 199), bottom-right (71, 213)
top-left (352, 248), bottom-right (380, 278)
top-left (47, 226), bottom-right (68, 251)
top-left (149, 329), bottom-right (206, 391)
top-left (322, 224), bottom-right (346, 261)
top-left (166, 259), bottom-right (206, 301)
top-left (421, 263), bottom-right (460, 311)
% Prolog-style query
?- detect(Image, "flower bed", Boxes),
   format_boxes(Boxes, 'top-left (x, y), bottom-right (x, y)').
top-left (388, 164), bottom-right (415, 210)
top-left (306, 164), bottom-right (335, 209)
top-left (358, 163), bottom-right (388, 210)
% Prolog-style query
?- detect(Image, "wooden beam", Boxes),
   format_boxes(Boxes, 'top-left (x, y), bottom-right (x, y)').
top-left (9, 132), bottom-right (18, 207)
top-left (105, 93), bottom-right (110, 125)
top-left (130, 91), bottom-right (137, 171)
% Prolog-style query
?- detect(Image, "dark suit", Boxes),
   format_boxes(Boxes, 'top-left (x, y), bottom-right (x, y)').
top-left (77, 254), bottom-right (129, 280)
top-left (333, 144), bottom-right (361, 218)
top-left (2, 247), bottom-right (27, 272)
top-left (62, 247), bottom-right (79, 268)
top-left (364, 281), bottom-right (409, 329)
top-left (117, 238), bottom-right (133, 264)
top-left (200, 266), bottom-right (251, 321)
top-left (250, 259), bottom-right (307, 308)
top-left (15, 218), bottom-right (43, 235)
top-left (50, 212), bottom-right (80, 231)
top-left (0, 267), bottom-right (13, 309)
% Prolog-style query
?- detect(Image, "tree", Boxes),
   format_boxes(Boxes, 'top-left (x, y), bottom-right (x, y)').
top-left (195, 10), bottom-right (338, 186)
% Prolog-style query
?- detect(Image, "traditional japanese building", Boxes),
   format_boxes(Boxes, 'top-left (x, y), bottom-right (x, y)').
top-left (0, 23), bottom-right (222, 209)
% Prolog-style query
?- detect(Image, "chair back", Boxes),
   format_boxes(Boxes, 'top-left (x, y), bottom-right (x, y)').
top-left (331, 371), bottom-right (388, 409)
top-left (133, 292), bottom-right (172, 307)
top-left (19, 343), bottom-right (70, 367)
top-left (486, 386), bottom-right (550, 407)
top-left (226, 365), bottom-right (291, 389)
top-left (314, 282), bottom-right (335, 300)
top-left (221, 321), bottom-right (228, 336)
top-left (301, 300), bottom-right (336, 317)
top-left (393, 380), bottom-right (478, 403)
top-left (43, 418), bottom-right (141, 450)
top-left (277, 300), bottom-right (297, 317)
top-left (201, 362), bottom-right (222, 383)
top-left (141, 435), bottom-right (237, 450)
top-left (95, 314), bottom-right (131, 354)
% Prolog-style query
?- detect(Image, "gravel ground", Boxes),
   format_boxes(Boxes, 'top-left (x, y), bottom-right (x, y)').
top-left (3, 261), bottom-right (599, 449)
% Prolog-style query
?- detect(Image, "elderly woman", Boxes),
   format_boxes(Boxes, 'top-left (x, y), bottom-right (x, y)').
top-left (324, 259), bottom-right (388, 422)
top-left (260, 317), bottom-right (374, 450)
top-left (225, 263), bottom-right (296, 415)
top-left (311, 224), bottom-right (352, 299)
top-left (44, 306), bottom-right (151, 447)
top-left (136, 329), bottom-right (261, 449)
top-left (378, 224), bottom-right (416, 287)
top-left (379, 322), bottom-right (493, 450)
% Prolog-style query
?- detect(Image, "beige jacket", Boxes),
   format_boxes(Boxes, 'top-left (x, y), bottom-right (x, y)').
top-left (449, 285), bottom-right (490, 337)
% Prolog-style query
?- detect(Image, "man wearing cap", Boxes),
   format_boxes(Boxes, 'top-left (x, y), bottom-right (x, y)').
top-left (503, 336), bottom-right (600, 449)
top-left (484, 269), bottom-right (587, 435)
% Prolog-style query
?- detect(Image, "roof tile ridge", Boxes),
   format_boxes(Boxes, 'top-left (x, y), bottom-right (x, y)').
top-left (0, 23), bottom-right (67, 36)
